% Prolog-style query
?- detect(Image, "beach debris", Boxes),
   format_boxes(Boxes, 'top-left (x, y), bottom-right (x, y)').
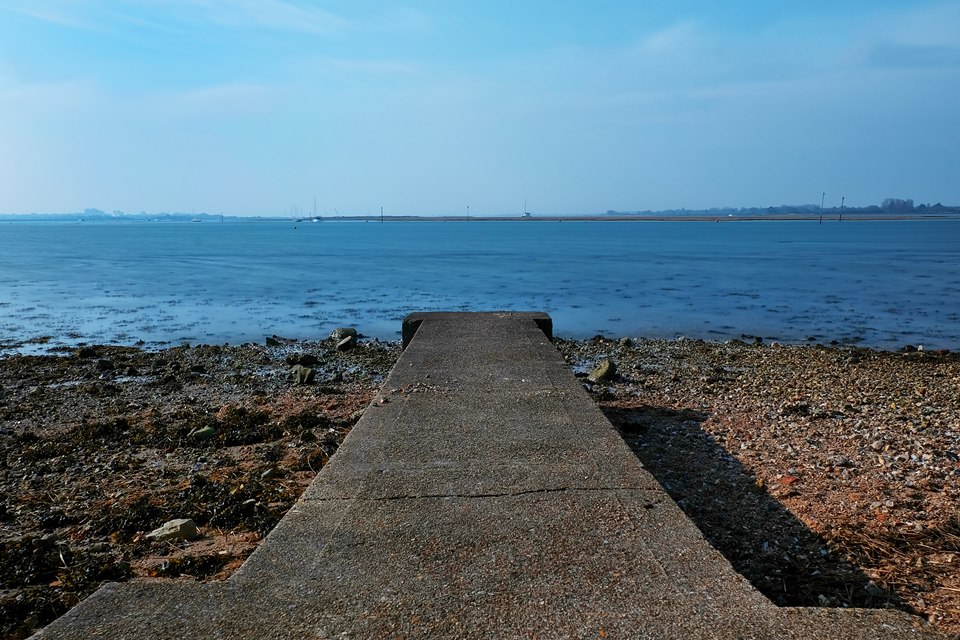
top-left (287, 364), bottom-right (316, 384)
top-left (336, 335), bottom-right (357, 352)
top-left (587, 359), bottom-right (617, 383)
top-left (146, 519), bottom-right (200, 543)
top-left (189, 426), bottom-right (217, 441)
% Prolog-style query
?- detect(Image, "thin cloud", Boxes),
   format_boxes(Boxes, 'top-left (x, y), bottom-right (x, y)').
top-left (844, 2), bottom-right (960, 70)
top-left (885, 1), bottom-right (960, 46)
top-left (637, 21), bottom-right (702, 56)
top-left (183, 0), bottom-right (349, 35)
top-left (307, 56), bottom-right (420, 76)
top-left (866, 42), bottom-right (960, 69)
top-left (370, 6), bottom-right (434, 36)
top-left (0, 77), bottom-right (102, 117)
top-left (0, 1), bottom-right (99, 30)
top-left (157, 82), bottom-right (274, 116)
top-left (2, 0), bottom-right (349, 36)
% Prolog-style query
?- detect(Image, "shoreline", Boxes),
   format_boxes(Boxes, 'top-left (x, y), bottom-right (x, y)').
top-left (2, 335), bottom-right (958, 637)
top-left (2, 330), bottom-right (952, 360)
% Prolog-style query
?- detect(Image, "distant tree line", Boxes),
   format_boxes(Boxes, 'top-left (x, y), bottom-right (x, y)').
top-left (605, 198), bottom-right (960, 217)
top-left (881, 198), bottom-right (914, 212)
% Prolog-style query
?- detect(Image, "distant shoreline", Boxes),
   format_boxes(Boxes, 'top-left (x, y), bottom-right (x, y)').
top-left (3, 213), bottom-right (960, 224)
top-left (336, 213), bottom-right (960, 223)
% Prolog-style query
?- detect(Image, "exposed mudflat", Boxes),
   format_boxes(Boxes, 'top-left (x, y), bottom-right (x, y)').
top-left (2, 335), bottom-right (958, 638)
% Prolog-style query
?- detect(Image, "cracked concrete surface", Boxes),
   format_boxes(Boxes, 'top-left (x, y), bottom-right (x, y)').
top-left (304, 486), bottom-right (660, 503)
top-left (36, 312), bottom-right (943, 639)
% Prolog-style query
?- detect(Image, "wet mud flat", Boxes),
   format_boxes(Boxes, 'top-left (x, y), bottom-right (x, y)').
top-left (2, 335), bottom-right (959, 637)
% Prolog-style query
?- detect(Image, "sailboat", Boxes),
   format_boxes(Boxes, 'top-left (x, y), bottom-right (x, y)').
top-left (522, 198), bottom-right (532, 218)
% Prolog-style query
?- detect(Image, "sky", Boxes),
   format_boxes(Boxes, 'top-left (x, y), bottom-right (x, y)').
top-left (1, 1), bottom-right (958, 217)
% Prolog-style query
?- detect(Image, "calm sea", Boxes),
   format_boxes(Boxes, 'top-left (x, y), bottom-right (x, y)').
top-left (1, 218), bottom-right (958, 352)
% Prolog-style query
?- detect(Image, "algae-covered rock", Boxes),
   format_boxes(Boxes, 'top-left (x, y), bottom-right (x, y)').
top-left (587, 359), bottom-right (616, 383)
top-left (329, 327), bottom-right (358, 342)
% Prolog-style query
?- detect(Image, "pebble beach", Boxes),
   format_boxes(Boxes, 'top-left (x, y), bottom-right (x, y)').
top-left (1, 333), bottom-right (958, 638)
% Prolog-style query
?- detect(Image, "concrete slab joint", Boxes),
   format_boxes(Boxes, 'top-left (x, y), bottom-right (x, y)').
top-left (37, 312), bottom-right (943, 639)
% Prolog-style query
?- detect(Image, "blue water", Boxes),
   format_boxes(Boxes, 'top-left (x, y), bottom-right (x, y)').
top-left (1, 218), bottom-right (959, 352)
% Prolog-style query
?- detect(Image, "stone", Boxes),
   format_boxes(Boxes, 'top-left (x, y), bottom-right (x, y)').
top-left (265, 336), bottom-right (283, 347)
top-left (145, 518), bottom-right (199, 542)
top-left (336, 335), bottom-right (357, 352)
top-left (285, 353), bottom-right (320, 367)
top-left (329, 327), bottom-right (358, 342)
top-left (96, 359), bottom-right (115, 371)
top-left (288, 364), bottom-right (316, 384)
top-left (189, 426), bottom-right (217, 440)
top-left (587, 359), bottom-right (616, 383)
top-left (827, 455), bottom-right (853, 468)
top-left (76, 347), bottom-right (98, 359)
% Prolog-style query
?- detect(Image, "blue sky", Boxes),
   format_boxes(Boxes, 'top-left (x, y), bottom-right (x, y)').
top-left (1, 1), bottom-right (958, 216)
